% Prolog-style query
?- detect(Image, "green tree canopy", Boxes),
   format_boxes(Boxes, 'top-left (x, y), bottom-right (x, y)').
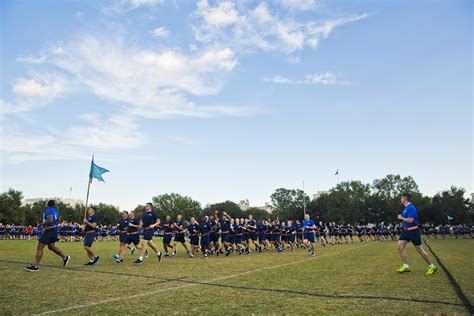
top-left (271, 188), bottom-right (310, 221)
top-left (203, 200), bottom-right (245, 219)
top-left (152, 193), bottom-right (202, 220)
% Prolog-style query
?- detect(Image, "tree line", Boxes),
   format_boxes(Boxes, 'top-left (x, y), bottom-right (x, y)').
top-left (0, 174), bottom-right (472, 226)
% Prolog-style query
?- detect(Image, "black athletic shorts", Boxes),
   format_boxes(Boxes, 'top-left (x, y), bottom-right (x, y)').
top-left (399, 228), bottom-right (421, 246)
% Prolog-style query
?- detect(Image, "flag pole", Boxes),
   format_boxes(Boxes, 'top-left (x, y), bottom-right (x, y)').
top-left (303, 180), bottom-right (306, 217)
top-left (83, 178), bottom-right (91, 220)
top-left (83, 155), bottom-right (93, 220)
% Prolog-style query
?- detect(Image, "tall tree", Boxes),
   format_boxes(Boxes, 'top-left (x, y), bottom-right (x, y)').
top-left (90, 203), bottom-right (121, 226)
top-left (0, 189), bottom-right (24, 224)
top-left (245, 207), bottom-right (272, 221)
top-left (427, 186), bottom-right (472, 224)
top-left (152, 193), bottom-right (202, 219)
top-left (271, 188), bottom-right (310, 221)
top-left (315, 181), bottom-right (371, 224)
top-left (372, 174), bottom-right (424, 222)
top-left (203, 200), bottom-right (244, 219)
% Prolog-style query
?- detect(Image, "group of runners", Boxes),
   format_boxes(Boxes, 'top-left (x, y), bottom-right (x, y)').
top-left (4, 221), bottom-right (472, 242)
top-left (22, 194), bottom-right (453, 275)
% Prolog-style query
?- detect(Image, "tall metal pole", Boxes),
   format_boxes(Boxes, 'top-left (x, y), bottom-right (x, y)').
top-left (303, 180), bottom-right (306, 216)
top-left (83, 155), bottom-right (93, 220)
top-left (83, 178), bottom-right (91, 220)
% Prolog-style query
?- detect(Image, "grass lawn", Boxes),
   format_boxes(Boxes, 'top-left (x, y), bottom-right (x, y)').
top-left (0, 238), bottom-right (472, 315)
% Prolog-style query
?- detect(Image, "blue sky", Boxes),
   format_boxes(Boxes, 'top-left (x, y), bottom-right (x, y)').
top-left (1, 0), bottom-right (472, 210)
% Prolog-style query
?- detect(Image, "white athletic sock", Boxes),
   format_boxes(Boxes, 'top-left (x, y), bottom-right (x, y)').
top-left (403, 263), bottom-right (409, 268)
top-left (428, 263), bottom-right (435, 268)
top-left (138, 256), bottom-right (143, 261)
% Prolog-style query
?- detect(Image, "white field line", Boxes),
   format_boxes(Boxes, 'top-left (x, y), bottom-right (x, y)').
top-left (37, 243), bottom-right (371, 315)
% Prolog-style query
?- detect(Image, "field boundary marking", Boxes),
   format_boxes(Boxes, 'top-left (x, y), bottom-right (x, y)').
top-left (424, 239), bottom-right (473, 314)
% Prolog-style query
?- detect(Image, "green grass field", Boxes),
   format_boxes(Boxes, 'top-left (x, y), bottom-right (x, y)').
top-left (0, 238), bottom-right (472, 315)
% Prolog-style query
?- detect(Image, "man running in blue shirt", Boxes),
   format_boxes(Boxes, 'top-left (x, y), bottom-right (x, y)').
top-left (134, 203), bottom-right (163, 264)
top-left (173, 215), bottom-right (192, 257)
top-left (112, 211), bottom-right (130, 263)
top-left (162, 215), bottom-right (175, 257)
top-left (26, 200), bottom-right (70, 272)
top-left (303, 213), bottom-right (317, 256)
top-left (397, 193), bottom-right (437, 275)
top-left (83, 207), bottom-right (100, 265)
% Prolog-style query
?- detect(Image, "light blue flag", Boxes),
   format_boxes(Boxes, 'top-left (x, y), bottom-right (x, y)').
top-left (89, 157), bottom-right (109, 182)
top-left (447, 215), bottom-right (454, 221)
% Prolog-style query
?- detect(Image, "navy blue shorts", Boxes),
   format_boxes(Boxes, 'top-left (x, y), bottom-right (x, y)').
top-left (400, 228), bottom-right (421, 246)
top-left (38, 229), bottom-right (59, 244)
top-left (143, 229), bottom-right (154, 241)
top-left (174, 233), bottom-right (185, 243)
top-left (190, 236), bottom-right (199, 246)
top-left (287, 235), bottom-right (296, 243)
top-left (229, 235), bottom-right (235, 244)
top-left (84, 233), bottom-right (95, 247)
top-left (272, 234), bottom-right (281, 242)
top-left (119, 233), bottom-right (128, 243)
top-left (201, 235), bottom-right (210, 247)
top-left (163, 234), bottom-right (173, 244)
top-left (210, 232), bottom-right (219, 243)
top-left (303, 232), bottom-right (315, 243)
top-left (127, 234), bottom-right (140, 245)
top-left (221, 233), bottom-right (230, 243)
top-left (235, 235), bottom-right (242, 244)
top-left (258, 234), bottom-right (266, 241)
top-left (249, 232), bottom-right (258, 240)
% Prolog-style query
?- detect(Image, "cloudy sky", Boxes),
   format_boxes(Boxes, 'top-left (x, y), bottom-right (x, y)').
top-left (1, 0), bottom-right (472, 209)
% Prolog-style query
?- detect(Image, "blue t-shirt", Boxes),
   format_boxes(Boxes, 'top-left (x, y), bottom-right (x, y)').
top-left (85, 214), bottom-right (98, 232)
top-left (220, 220), bottom-right (230, 232)
top-left (174, 221), bottom-right (184, 234)
top-left (200, 221), bottom-right (211, 235)
top-left (43, 207), bottom-right (59, 228)
top-left (303, 219), bottom-right (315, 232)
top-left (127, 218), bottom-right (140, 233)
top-left (163, 220), bottom-right (173, 233)
top-left (402, 204), bottom-right (419, 229)
top-left (118, 218), bottom-right (130, 232)
top-left (188, 223), bottom-right (200, 235)
top-left (142, 211), bottom-right (158, 228)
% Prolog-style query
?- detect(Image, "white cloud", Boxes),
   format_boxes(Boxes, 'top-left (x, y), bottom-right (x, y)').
top-left (1, 112), bottom-right (146, 163)
top-left (102, 0), bottom-right (163, 14)
top-left (13, 78), bottom-right (64, 98)
top-left (152, 26), bottom-right (169, 38)
top-left (16, 55), bottom-right (48, 64)
top-left (194, 2), bottom-right (368, 54)
top-left (196, 0), bottom-right (239, 27)
top-left (279, 0), bottom-right (316, 11)
top-left (265, 72), bottom-right (350, 85)
top-left (63, 113), bottom-right (146, 150)
top-left (129, 0), bottom-right (163, 8)
top-left (1, 73), bottom-right (71, 116)
top-left (0, 131), bottom-right (86, 164)
top-left (46, 35), bottom-right (249, 118)
top-left (3, 1), bottom-right (366, 163)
